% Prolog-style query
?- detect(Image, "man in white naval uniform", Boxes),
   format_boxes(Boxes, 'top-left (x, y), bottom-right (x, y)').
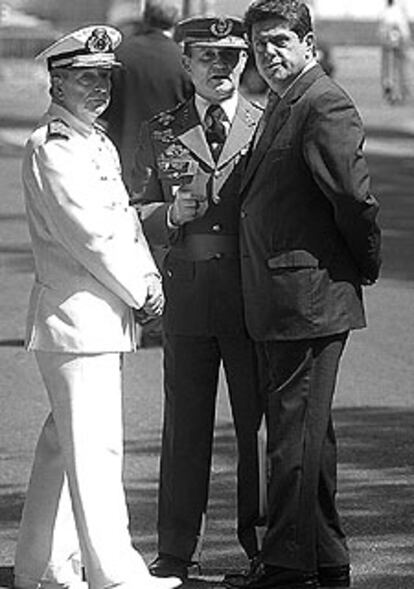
top-left (14, 26), bottom-right (181, 589)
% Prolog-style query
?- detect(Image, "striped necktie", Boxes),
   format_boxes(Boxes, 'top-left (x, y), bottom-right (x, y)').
top-left (205, 103), bottom-right (227, 162)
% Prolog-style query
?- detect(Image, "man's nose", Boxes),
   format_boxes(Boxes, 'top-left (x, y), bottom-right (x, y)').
top-left (96, 74), bottom-right (110, 91)
top-left (211, 55), bottom-right (227, 67)
top-left (263, 41), bottom-right (278, 55)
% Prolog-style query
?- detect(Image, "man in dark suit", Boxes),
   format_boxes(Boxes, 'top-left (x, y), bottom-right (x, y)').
top-left (130, 16), bottom-right (266, 581)
top-left (227, 2), bottom-right (381, 589)
top-left (104, 0), bottom-right (193, 185)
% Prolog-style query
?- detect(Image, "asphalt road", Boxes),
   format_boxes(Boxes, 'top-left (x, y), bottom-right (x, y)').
top-left (0, 48), bottom-right (413, 588)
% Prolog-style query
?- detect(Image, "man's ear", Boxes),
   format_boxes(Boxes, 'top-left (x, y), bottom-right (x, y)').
top-left (304, 32), bottom-right (315, 59)
top-left (50, 72), bottom-right (65, 100)
top-left (182, 54), bottom-right (191, 73)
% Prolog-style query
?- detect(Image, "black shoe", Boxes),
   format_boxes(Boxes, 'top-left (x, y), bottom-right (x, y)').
top-left (318, 565), bottom-right (350, 587)
top-left (225, 564), bottom-right (318, 589)
top-left (149, 554), bottom-right (191, 581)
top-left (224, 555), bottom-right (265, 587)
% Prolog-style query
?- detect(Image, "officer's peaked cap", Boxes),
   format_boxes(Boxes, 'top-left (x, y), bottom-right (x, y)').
top-left (36, 25), bottom-right (122, 70)
top-left (175, 16), bottom-right (248, 49)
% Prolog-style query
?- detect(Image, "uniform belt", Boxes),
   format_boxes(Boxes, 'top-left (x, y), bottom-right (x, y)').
top-left (170, 234), bottom-right (239, 261)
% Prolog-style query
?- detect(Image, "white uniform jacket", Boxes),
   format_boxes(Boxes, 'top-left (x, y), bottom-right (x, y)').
top-left (23, 103), bottom-right (159, 353)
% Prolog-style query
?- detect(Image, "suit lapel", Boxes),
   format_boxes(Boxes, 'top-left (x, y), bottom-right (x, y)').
top-left (217, 95), bottom-right (261, 168)
top-left (179, 125), bottom-right (215, 168)
top-left (240, 64), bottom-right (326, 195)
top-left (240, 100), bottom-right (291, 193)
top-left (175, 99), bottom-right (215, 169)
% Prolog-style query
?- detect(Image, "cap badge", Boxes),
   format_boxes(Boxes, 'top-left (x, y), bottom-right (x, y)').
top-left (210, 18), bottom-right (233, 39)
top-left (86, 28), bottom-right (113, 54)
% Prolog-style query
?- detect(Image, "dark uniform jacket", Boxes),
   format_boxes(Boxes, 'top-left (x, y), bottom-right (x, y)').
top-left (131, 94), bottom-right (262, 336)
top-left (238, 64), bottom-right (381, 341)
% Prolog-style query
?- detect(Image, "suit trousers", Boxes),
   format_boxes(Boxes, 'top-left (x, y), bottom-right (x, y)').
top-left (14, 352), bottom-right (150, 589)
top-left (158, 333), bottom-right (265, 562)
top-left (258, 333), bottom-right (350, 572)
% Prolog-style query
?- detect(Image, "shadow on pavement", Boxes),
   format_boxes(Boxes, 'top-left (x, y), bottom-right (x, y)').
top-left (365, 125), bottom-right (414, 140)
top-left (0, 408), bottom-right (413, 586)
top-left (366, 149), bottom-right (414, 282)
top-left (123, 407), bottom-right (414, 586)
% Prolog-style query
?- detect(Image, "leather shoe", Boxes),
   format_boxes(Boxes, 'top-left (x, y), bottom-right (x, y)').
top-left (318, 565), bottom-right (350, 587)
top-left (224, 555), bottom-right (264, 587)
top-left (149, 554), bottom-right (191, 581)
top-left (224, 564), bottom-right (318, 589)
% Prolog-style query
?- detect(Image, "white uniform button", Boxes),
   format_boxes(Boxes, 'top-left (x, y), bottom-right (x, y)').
top-left (212, 224), bottom-right (222, 232)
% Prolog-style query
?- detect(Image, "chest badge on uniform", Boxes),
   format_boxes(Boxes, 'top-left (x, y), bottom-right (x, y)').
top-left (152, 128), bottom-right (175, 144)
top-left (158, 112), bottom-right (175, 127)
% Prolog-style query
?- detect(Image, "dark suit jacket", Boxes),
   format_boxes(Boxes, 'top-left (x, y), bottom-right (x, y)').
top-left (131, 94), bottom-right (262, 335)
top-left (239, 64), bottom-right (381, 341)
top-left (104, 29), bottom-right (193, 185)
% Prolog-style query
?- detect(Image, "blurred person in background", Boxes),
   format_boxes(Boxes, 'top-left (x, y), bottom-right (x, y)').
top-left (378, 0), bottom-right (411, 104)
top-left (104, 0), bottom-right (193, 186)
top-left (14, 25), bottom-right (180, 589)
top-left (130, 15), bottom-right (266, 582)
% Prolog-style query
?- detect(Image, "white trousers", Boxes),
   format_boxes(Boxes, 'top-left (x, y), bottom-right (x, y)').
top-left (14, 352), bottom-right (151, 589)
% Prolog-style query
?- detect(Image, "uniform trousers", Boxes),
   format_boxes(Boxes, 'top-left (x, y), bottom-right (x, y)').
top-left (158, 333), bottom-right (265, 562)
top-left (258, 333), bottom-right (350, 572)
top-left (14, 352), bottom-right (150, 589)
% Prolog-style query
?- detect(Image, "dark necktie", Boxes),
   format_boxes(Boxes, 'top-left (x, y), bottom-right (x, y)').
top-left (204, 103), bottom-right (227, 162)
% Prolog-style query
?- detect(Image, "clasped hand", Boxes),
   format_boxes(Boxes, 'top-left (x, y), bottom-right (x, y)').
top-left (141, 274), bottom-right (164, 318)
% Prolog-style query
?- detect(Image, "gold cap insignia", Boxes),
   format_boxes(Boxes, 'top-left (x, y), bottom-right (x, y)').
top-left (211, 18), bottom-right (233, 39)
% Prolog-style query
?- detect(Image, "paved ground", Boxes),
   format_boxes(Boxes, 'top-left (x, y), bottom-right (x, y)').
top-left (0, 48), bottom-right (414, 588)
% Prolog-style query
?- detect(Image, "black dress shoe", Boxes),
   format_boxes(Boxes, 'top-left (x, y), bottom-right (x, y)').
top-left (224, 564), bottom-right (318, 589)
top-left (318, 565), bottom-right (350, 587)
top-left (224, 555), bottom-right (264, 587)
top-left (149, 554), bottom-right (191, 580)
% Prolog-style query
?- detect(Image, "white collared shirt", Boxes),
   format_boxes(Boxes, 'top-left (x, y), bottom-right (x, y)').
top-left (195, 92), bottom-right (238, 133)
top-left (278, 58), bottom-right (318, 99)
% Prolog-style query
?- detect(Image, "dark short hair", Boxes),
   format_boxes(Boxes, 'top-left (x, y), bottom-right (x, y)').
top-left (244, 0), bottom-right (312, 40)
top-left (143, 0), bottom-right (179, 30)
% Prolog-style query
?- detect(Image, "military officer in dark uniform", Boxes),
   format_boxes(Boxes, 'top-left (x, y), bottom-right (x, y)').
top-left (130, 15), bottom-right (265, 581)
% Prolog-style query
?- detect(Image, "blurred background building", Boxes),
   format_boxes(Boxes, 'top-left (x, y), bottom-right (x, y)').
top-left (1, 0), bottom-right (414, 28)
top-left (1, 0), bottom-right (413, 45)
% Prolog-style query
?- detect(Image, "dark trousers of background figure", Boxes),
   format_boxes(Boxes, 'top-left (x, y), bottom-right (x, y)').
top-left (257, 332), bottom-right (350, 572)
top-left (381, 46), bottom-right (409, 104)
top-left (157, 333), bottom-right (266, 562)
